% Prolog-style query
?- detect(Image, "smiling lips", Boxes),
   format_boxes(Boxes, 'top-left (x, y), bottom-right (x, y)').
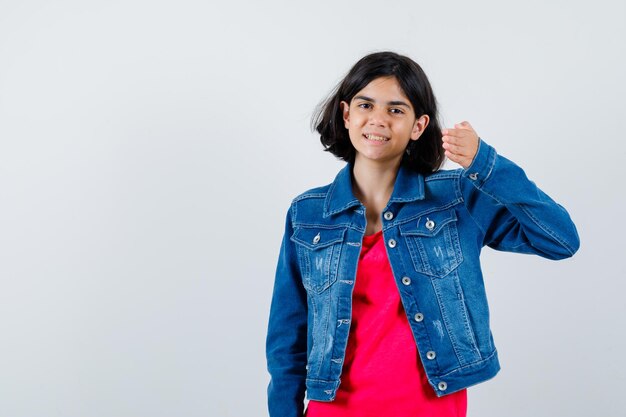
top-left (363, 133), bottom-right (390, 142)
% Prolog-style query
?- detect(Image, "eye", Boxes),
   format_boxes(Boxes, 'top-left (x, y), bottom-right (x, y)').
top-left (357, 103), bottom-right (372, 109)
top-left (390, 108), bottom-right (405, 115)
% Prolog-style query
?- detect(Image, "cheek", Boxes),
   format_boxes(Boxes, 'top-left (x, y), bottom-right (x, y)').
top-left (348, 130), bottom-right (361, 143)
top-left (347, 129), bottom-right (366, 146)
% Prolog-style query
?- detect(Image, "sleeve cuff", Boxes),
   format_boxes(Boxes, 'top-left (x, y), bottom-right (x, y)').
top-left (462, 137), bottom-right (497, 187)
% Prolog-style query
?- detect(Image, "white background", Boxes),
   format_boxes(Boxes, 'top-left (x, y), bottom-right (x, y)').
top-left (0, 1), bottom-right (624, 416)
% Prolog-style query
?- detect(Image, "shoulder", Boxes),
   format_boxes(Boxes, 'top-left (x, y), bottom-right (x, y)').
top-left (291, 183), bottom-right (332, 204)
top-left (284, 181), bottom-right (334, 225)
top-left (424, 167), bottom-right (464, 192)
top-left (286, 165), bottom-right (356, 226)
top-left (425, 167), bottom-right (463, 182)
top-left (421, 167), bottom-right (466, 206)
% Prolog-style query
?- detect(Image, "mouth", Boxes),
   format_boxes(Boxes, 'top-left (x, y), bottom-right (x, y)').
top-left (363, 133), bottom-right (390, 142)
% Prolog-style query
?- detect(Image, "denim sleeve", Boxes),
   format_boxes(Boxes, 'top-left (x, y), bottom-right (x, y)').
top-left (266, 203), bottom-right (308, 417)
top-left (459, 138), bottom-right (580, 259)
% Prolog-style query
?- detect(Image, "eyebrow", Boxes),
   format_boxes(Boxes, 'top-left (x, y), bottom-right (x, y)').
top-left (353, 95), bottom-right (412, 108)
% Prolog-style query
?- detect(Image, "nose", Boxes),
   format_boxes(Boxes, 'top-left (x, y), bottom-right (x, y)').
top-left (368, 107), bottom-right (389, 126)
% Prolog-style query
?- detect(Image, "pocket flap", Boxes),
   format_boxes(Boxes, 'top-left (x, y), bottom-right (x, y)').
top-left (400, 209), bottom-right (458, 237)
top-left (291, 227), bottom-right (347, 250)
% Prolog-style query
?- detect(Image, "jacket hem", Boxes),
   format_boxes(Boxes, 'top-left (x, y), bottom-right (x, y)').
top-left (431, 349), bottom-right (501, 396)
top-left (305, 378), bottom-right (341, 402)
top-left (305, 350), bottom-right (501, 401)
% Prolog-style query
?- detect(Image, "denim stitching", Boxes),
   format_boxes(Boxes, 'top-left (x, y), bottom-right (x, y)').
top-left (406, 296), bottom-right (439, 375)
top-left (519, 204), bottom-right (576, 255)
top-left (448, 215), bottom-right (465, 269)
top-left (402, 210), bottom-right (462, 278)
top-left (294, 193), bottom-right (326, 203)
top-left (483, 145), bottom-right (497, 183)
top-left (457, 175), bottom-right (488, 239)
top-left (305, 377), bottom-right (338, 383)
top-left (328, 242), bottom-right (342, 290)
top-left (294, 244), bottom-right (311, 291)
top-left (415, 235), bottom-right (434, 276)
top-left (312, 291), bottom-right (331, 376)
top-left (426, 171), bottom-right (462, 181)
top-left (326, 202), bottom-right (361, 217)
top-left (334, 295), bottom-right (355, 382)
top-left (323, 178), bottom-right (338, 214)
top-left (290, 201), bottom-right (297, 228)
top-left (436, 349), bottom-right (499, 378)
top-left (308, 293), bottom-right (318, 370)
top-left (471, 174), bottom-right (575, 256)
top-left (395, 200), bottom-right (463, 228)
top-left (453, 273), bottom-right (481, 358)
top-left (293, 222), bottom-right (353, 229)
top-left (430, 276), bottom-right (466, 365)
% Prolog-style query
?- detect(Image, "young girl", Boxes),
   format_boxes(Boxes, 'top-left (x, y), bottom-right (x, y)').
top-left (265, 51), bottom-right (579, 417)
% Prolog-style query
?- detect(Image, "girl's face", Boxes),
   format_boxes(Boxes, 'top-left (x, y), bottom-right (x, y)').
top-left (340, 76), bottom-right (429, 167)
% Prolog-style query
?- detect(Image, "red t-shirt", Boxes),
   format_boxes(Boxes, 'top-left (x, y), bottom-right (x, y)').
top-left (304, 230), bottom-right (467, 417)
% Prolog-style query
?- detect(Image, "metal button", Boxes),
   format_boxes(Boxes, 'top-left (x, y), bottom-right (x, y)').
top-left (425, 219), bottom-right (435, 230)
top-left (383, 211), bottom-right (394, 221)
top-left (426, 351), bottom-right (436, 360)
top-left (388, 239), bottom-right (396, 248)
top-left (438, 381), bottom-right (447, 391)
top-left (401, 276), bottom-right (411, 285)
top-left (313, 233), bottom-right (321, 244)
top-left (469, 172), bottom-right (478, 180)
top-left (414, 313), bottom-right (424, 322)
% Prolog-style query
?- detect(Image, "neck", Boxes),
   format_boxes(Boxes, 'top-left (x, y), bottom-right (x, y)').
top-left (351, 156), bottom-right (401, 209)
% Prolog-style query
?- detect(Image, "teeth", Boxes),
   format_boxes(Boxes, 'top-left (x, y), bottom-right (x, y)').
top-left (365, 134), bottom-right (389, 141)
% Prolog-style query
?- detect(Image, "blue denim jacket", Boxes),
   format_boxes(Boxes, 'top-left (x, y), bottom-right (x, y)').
top-left (266, 138), bottom-right (580, 417)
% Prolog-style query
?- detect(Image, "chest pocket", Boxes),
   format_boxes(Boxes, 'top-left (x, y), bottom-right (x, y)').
top-left (290, 226), bottom-right (346, 293)
top-left (400, 208), bottom-right (463, 278)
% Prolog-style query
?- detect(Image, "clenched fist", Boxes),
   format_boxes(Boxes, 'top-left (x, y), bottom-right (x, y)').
top-left (442, 121), bottom-right (480, 169)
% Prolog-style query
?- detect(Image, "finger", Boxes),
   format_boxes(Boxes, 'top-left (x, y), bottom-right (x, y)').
top-left (442, 135), bottom-right (462, 145)
top-left (442, 141), bottom-right (459, 154)
top-left (443, 142), bottom-right (471, 157)
top-left (446, 151), bottom-right (471, 168)
top-left (443, 135), bottom-right (473, 150)
top-left (442, 128), bottom-right (466, 138)
top-left (445, 150), bottom-right (462, 164)
top-left (455, 121), bottom-right (473, 130)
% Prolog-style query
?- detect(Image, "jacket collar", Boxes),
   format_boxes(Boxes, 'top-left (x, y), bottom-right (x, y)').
top-left (323, 161), bottom-right (426, 217)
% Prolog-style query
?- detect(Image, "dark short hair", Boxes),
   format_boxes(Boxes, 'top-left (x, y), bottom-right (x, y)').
top-left (311, 51), bottom-right (445, 174)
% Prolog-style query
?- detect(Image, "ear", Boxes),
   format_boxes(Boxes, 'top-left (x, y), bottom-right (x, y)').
top-left (410, 114), bottom-right (430, 141)
top-left (340, 100), bottom-right (350, 129)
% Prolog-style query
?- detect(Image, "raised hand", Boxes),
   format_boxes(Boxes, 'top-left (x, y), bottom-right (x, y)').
top-left (442, 121), bottom-right (480, 169)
